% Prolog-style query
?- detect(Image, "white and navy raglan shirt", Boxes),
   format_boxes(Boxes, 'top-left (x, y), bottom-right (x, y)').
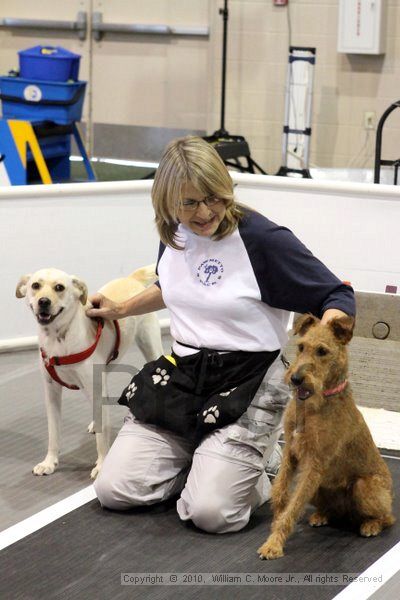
top-left (156, 208), bottom-right (355, 357)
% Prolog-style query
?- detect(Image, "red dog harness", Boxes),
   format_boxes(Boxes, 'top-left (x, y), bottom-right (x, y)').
top-left (40, 320), bottom-right (121, 390)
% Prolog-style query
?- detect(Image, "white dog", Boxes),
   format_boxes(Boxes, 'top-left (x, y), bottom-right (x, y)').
top-left (16, 266), bottom-right (164, 478)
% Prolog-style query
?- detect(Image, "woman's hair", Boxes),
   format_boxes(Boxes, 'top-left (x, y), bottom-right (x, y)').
top-left (151, 136), bottom-right (243, 249)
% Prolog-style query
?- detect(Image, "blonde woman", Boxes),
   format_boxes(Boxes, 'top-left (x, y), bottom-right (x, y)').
top-left (87, 136), bottom-right (355, 533)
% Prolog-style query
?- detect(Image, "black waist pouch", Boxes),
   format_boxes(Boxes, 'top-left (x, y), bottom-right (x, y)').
top-left (118, 347), bottom-right (279, 441)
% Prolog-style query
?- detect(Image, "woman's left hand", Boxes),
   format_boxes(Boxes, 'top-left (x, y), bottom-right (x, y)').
top-left (321, 308), bottom-right (348, 325)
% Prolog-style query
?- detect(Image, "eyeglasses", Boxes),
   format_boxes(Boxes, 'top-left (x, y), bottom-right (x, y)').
top-left (180, 195), bottom-right (221, 212)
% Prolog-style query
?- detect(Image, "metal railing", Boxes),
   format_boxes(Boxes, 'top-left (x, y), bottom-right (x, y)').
top-left (0, 12), bottom-right (88, 41)
top-left (0, 12), bottom-right (209, 42)
top-left (91, 13), bottom-right (209, 41)
top-left (374, 101), bottom-right (400, 185)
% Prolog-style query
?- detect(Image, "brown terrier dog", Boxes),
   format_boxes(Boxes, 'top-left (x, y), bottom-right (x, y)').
top-left (258, 314), bottom-right (395, 560)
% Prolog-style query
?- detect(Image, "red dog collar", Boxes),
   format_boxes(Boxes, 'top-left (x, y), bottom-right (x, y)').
top-left (40, 319), bottom-right (121, 390)
top-left (323, 380), bottom-right (348, 397)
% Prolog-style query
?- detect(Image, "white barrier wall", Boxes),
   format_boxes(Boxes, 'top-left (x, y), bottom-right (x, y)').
top-left (232, 173), bottom-right (400, 293)
top-left (2, 181), bottom-right (159, 344)
top-left (1, 175), bottom-right (400, 346)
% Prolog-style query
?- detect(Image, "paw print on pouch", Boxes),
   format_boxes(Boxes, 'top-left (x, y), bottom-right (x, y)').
top-left (126, 382), bottom-right (137, 400)
top-left (152, 368), bottom-right (170, 386)
top-left (203, 405), bottom-right (220, 424)
top-left (219, 387), bottom-right (237, 397)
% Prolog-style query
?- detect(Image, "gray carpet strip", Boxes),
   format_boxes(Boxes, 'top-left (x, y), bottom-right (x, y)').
top-left (0, 341), bottom-right (168, 531)
top-left (0, 458), bottom-right (398, 600)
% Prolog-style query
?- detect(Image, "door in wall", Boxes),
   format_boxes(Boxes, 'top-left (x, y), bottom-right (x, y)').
top-left (89, 0), bottom-right (210, 161)
top-left (0, 1), bottom-right (211, 162)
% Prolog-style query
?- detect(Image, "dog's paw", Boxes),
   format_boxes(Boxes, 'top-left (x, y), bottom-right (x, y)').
top-left (90, 461), bottom-right (103, 480)
top-left (203, 405), bottom-right (220, 424)
top-left (32, 460), bottom-right (58, 476)
top-left (87, 421), bottom-right (95, 434)
top-left (257, 540), bottom-right (284, 560)
top-left (309, 512), bottom-right (329, 527)
top-left (360, 519), bottom-right (383, 537)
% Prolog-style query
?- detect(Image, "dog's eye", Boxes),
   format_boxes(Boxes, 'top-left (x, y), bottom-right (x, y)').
top-left (298, 344), bottom-right (304, 352)
top-left (54, 284), bottom-right (65, 292)
top-left (316, 346), bottom-right (329, 357)
top-left (31, 282), bottom-right (40, 290)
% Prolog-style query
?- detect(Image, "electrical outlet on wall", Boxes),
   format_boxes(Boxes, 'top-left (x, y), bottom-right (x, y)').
top-left (364, 111), bottom-right (376, 130)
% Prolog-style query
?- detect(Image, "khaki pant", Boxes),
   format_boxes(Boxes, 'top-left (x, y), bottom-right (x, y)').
top-left (94, 355), bottom-right (290, 533)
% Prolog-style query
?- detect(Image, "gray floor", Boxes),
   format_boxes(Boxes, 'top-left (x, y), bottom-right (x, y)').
top-left (0, 334), bottom-right (172, 532)
top-left (0, 458), bottom-right (398, 600)
top-left (73, 123), bottom-right (205, 163)
top-left (1, 336), bottom-right (400, 600)
top-left (2, 329), bottom-right (399, 533)
top-left (370, 569), bottom-right (400, 600)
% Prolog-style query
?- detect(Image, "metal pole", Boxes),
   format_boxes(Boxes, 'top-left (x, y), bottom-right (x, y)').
top-left (374, 102), bottom-right (400, 184)
top-left (217, 0), bottom-right (229, 136)
top-left (281, 59), bottom-right (291, 167)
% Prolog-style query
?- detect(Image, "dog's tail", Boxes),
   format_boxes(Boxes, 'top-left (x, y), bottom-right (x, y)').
top-left (129, 264), bottom-right (158, 287)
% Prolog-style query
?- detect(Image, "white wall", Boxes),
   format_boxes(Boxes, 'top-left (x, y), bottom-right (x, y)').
top-left (2, 181), bottom-right (158, 342)
top-left (232, 173), bottom-right (400, 293)
top-left (2, 1), bottom-right (400, 170)
top-left (2, 175), bottom-right (400, 345)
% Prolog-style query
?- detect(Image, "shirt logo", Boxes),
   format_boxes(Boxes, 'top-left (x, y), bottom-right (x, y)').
top-left (197, 258), bottom-right (224, 286)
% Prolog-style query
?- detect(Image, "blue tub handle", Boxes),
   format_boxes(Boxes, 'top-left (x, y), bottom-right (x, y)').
top-left (0, 84), bottom-right (85, 106)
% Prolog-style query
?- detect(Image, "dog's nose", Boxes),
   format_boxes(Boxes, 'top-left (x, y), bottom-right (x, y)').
top-left (38, 297), bottom-right (51, 308)
top-left (291, 373), bottom-right (304, 386)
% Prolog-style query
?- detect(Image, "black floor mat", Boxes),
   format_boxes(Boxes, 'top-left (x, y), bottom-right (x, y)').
top-left (1, 458), bottom-right (399, 600)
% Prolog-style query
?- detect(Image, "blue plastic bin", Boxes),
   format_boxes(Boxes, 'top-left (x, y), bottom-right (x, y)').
top-left (18, 46), bottom-right (81, 82)
top-left (0, 76), bottom-right (86, 124)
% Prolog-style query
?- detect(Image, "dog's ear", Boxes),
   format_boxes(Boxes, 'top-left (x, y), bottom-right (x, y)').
top-left (16, 274), bottom-right (31, 298)
top-left (293, 313), bottom-right (318, 337)
top-left (72, 277), bottom-right (88, 305)
top-left (329, 315), bottom-right (355, 345)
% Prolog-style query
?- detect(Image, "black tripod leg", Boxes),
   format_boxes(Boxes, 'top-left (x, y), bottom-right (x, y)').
top-left (224, 159), bottom-right (246, 173)
top-left (248, 157), bottom-right (267, 175)
top-left (245, 156), bottom-right (255, 174)
top-left (234, 157), bottom-right (245, 172)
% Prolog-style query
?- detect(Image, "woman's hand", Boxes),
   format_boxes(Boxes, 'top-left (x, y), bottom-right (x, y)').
top-left (86, 293), bottom-right (125, 320)
top-left (321, 308), bottom-right (348, 325)
top-left (86, 284), bottom-right (165, 320)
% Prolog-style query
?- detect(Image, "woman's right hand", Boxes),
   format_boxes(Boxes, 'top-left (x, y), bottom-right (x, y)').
top-left (86, 293), bottom-right (125, 320)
